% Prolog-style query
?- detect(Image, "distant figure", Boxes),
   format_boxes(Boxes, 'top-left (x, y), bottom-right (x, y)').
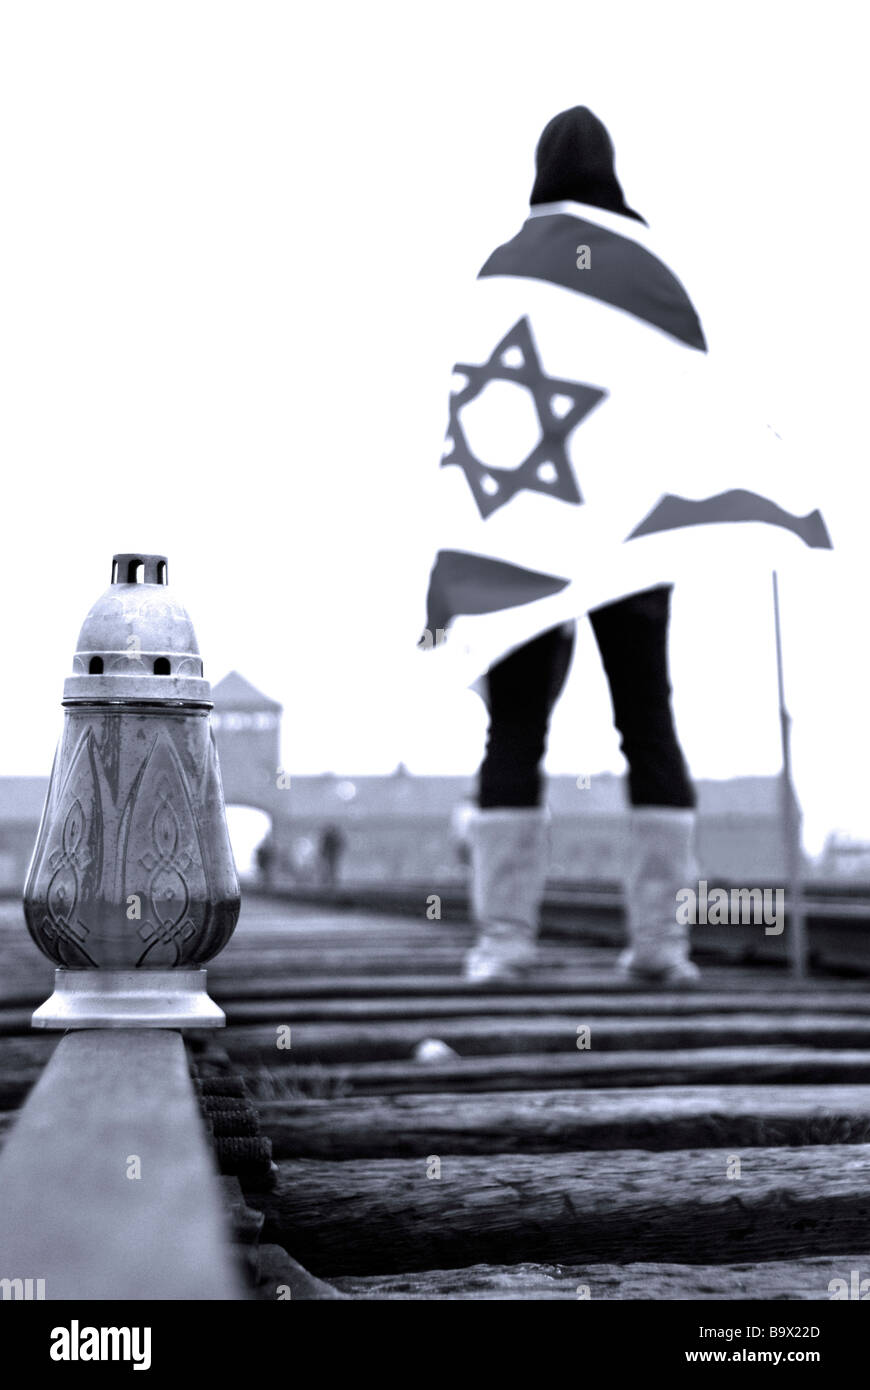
top-left (255, 834), bottom-right (275, 888)
top-left (318, 823), bottom-right (346, 888)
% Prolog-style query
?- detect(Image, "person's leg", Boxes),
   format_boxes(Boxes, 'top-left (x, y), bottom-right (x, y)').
top-left (478, 622), bottom-right (575, 808)
top-left (465, 623), bottom-right (574, 981)
top-left (589, 586), bottom-right (700, 983)
top-left (588, 585), bottom-right (693, 809)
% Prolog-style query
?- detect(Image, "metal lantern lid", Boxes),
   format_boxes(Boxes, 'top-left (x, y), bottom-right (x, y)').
top-left (63, 553), bottom-right (211, 705)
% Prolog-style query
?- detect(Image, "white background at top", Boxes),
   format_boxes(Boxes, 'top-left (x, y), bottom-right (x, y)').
top-left (0, 0), bottom-right (865, 853)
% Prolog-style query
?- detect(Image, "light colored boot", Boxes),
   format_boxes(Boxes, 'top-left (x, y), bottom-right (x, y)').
top-left (617, 807), bottom-right (701, 986)
top-left (463, 808), bottom-right (549, 983)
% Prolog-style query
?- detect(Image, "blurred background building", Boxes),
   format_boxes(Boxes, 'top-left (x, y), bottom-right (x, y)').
top-left (0, 670), bottom-right (844, 895)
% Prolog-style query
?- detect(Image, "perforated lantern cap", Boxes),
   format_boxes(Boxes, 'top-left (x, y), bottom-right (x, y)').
top-left (63, 553), bottom-right (211, 705)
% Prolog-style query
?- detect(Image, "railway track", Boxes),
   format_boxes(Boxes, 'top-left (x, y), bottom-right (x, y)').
top-left (271, 878), bottom-right (870, 975)
top-left (3, 893), bottom-right (870, 1299)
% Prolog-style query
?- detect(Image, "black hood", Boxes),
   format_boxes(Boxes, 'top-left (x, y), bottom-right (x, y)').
top-left (530, 106), bottom-right (645, 225)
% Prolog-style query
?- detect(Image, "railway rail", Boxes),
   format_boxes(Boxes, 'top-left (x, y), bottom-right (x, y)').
top-left (3, 892), bottom-right (870, 1299)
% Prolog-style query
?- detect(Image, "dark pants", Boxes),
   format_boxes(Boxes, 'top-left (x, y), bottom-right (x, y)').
top-left (478, 586), bottom-right (695, 810)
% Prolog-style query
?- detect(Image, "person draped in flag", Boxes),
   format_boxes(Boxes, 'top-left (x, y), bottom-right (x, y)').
top-left (420, 105), bottom-right (831, 986)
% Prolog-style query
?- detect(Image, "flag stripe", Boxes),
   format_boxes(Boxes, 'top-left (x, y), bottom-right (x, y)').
top-left (424, 549), bottom-right (569, 635)
top-left (479, 214), bottom-right (707, 351)
top-left (627, 489), bottom-right (834, 549)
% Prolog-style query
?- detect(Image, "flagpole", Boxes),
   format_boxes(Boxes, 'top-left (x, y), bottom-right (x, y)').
top-left (772, 570), bottom-right (806, 979)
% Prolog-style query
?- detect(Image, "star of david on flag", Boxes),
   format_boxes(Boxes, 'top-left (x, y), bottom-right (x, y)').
top-left (440, 316), bottom-right (607, 519)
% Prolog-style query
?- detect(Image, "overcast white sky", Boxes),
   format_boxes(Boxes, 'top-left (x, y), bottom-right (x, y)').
top-left (0, 0), bottom-right (866, 853)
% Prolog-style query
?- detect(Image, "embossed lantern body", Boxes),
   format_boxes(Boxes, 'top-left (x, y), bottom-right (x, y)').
top-left (24, 554), bottom-right (240, 1028)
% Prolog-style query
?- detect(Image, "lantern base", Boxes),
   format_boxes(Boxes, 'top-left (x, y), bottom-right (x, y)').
top-left (31, 969), bottom-right (226, 1030)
